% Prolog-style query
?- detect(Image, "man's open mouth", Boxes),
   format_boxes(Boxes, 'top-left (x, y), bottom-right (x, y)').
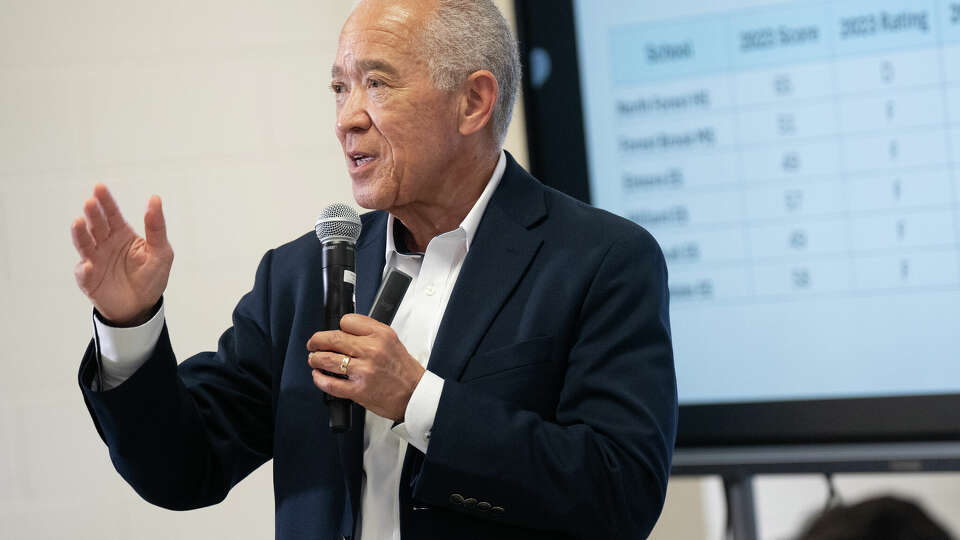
top-left (351, 153), bottom-right (375, 167)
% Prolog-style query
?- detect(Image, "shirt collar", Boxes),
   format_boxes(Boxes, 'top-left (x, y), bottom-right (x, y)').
top-left (384, 149), bottom-right (507, 259)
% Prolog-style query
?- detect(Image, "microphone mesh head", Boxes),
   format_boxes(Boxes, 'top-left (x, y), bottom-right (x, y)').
top-left (315, 203), bottom-right (362, 244)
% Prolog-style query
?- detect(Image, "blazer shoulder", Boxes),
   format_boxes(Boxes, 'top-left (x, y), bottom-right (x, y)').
top-left (272, 230), bottom-right (321, 261)
top-left (539, 183), bottom-right (661, 254)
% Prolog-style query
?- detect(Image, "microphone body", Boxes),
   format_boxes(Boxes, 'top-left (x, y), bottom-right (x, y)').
top-left (315, 203), bottom-right (363, 433)
top-left (320, 239), bottom-right (356, 433)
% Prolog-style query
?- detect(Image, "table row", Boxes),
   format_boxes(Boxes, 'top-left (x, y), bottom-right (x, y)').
top-left (668, 246), bottom-right (960, 302)
top-left (616, 84), bottom-right (960, 146)
top-left (613, 47), bottom-right (960, 111)
top-left (622, 174), bottom-right (960, 222)
top-left (647, 209), bottom-right (960, 261)
top-left (598, 137), bottom-right (960, 207)
top-left (612, 0), bottom-right (960, 85)
top-left (616, 113), bottom-right (960, 163)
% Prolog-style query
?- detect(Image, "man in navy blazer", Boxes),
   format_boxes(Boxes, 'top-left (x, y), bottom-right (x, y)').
top-left (71, 1), bottom-right (677, 539)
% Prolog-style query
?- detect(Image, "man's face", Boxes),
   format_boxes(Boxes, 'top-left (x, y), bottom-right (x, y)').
top-left (332, 0), bottom-right (460, 211)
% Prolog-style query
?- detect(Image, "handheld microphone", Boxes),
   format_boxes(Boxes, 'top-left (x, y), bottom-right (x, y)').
top-left (315, 204), bottom-right (362, 433)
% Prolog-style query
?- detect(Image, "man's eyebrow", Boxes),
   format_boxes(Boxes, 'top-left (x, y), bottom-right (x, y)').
top-left (331, 59), bottom-right (400, 79)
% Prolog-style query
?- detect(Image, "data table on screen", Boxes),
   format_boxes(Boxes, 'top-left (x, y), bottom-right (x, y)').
top-left (575, 0), bottom-right (960, 403)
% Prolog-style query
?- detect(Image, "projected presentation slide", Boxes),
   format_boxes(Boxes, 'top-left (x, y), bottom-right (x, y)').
top-left (574, 0), bottom-right (960, 404)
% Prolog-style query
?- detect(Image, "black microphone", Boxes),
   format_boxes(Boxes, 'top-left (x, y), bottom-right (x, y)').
top-left (315, 204), bottom-right (362, 433)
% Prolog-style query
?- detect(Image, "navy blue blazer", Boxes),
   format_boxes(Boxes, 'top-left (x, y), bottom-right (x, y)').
top-left (79, 153), bottom-right (678, 539)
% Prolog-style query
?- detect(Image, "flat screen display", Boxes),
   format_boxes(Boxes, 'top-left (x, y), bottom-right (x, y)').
top-left (567, 0), bottom-right (960, 407)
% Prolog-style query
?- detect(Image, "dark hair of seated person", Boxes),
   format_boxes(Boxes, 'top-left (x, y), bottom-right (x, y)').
top-left (795, 495), bottom-right (953, 540)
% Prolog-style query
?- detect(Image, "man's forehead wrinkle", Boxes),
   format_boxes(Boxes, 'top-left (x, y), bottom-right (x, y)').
top-left (332, 49), bottom-right (407, 78)
top-left (344, 0), bottom-right (425, 48)
top-left (357, 58), bottom-right (400, 75)
top-left (376, 6), bottom-right (417, 38)
top-left (359, 0), bottom-right (419, 29)
top-left (333, 0), bottom-right (434, 82)
top-left (333, 26), bottom-right (425, 79)
top-left (354, 23), bottom-right (417, 51)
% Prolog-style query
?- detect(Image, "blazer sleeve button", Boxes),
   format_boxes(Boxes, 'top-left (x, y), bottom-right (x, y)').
top-left (491, 506), bottom-right (505, 514)
top-left (463, 497), bottom-right (477, 508)
top-left (477, 502), bottom-right (491, 512)
top-left (449, 494), bottom-right (464, 505)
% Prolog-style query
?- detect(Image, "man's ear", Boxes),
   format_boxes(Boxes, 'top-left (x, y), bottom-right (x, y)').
top-left (458, 70), bottom-right (498, 137)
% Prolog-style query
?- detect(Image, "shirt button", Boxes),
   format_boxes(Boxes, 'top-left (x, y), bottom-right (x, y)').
top-left (424, 285), bottom-right (436, 296)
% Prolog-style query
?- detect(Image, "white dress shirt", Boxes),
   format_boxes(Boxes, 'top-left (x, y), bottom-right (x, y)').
top-left (92, 150), bottom-right (507, 540)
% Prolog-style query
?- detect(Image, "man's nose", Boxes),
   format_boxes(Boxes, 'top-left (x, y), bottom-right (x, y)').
top-left (336, 88), bottom-right (372, 134)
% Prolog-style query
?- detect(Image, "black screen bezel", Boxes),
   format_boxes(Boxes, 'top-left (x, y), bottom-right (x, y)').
top-left (514, 0), bottom-right (960, 449)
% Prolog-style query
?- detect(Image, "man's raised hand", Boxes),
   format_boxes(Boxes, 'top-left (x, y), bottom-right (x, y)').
top-left (71, 184), bottom-right (174, 326)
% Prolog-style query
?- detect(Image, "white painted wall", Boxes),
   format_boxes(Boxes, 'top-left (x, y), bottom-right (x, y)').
top-left (0, 1), bottom-right (956, 539)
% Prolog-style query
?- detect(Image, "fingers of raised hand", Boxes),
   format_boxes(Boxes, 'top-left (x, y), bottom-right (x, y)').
top-left (144, 195), bottom-right (168, 248)
top-left (83, 197), bottom-right (110, 244)
top-left (73, 260), bottom-right (96, 290)
top-left (93, 183), bottom-right (127, 232)
top-left (71, 217), bottom-right (97, 260)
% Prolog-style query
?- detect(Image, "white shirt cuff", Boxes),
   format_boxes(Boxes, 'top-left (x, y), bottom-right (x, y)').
top-left (391, 370), bottom-right (444, 454)
top-left (93, 303), bottom-right (165, 390)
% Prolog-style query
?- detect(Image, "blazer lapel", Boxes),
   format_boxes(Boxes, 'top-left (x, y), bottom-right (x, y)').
top-left (355, 211), bottom-right (387, 317)
top-left (427, 154), bottom-right (547, 382)
top-left (337, 210), bottom-right (386, 534)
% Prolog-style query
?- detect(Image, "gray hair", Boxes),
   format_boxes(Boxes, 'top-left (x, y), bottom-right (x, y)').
top-left (420, 0), bottom-right (522, 145)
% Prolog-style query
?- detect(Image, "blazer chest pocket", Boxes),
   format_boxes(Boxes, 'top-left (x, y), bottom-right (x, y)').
top-left (459, 336), bottom-right (555, 383)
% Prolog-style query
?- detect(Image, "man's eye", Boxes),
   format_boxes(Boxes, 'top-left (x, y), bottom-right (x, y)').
top-left (330, 83), bottom-right (345, 94)
top-left (368, 79), bottom-right (384, 88)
